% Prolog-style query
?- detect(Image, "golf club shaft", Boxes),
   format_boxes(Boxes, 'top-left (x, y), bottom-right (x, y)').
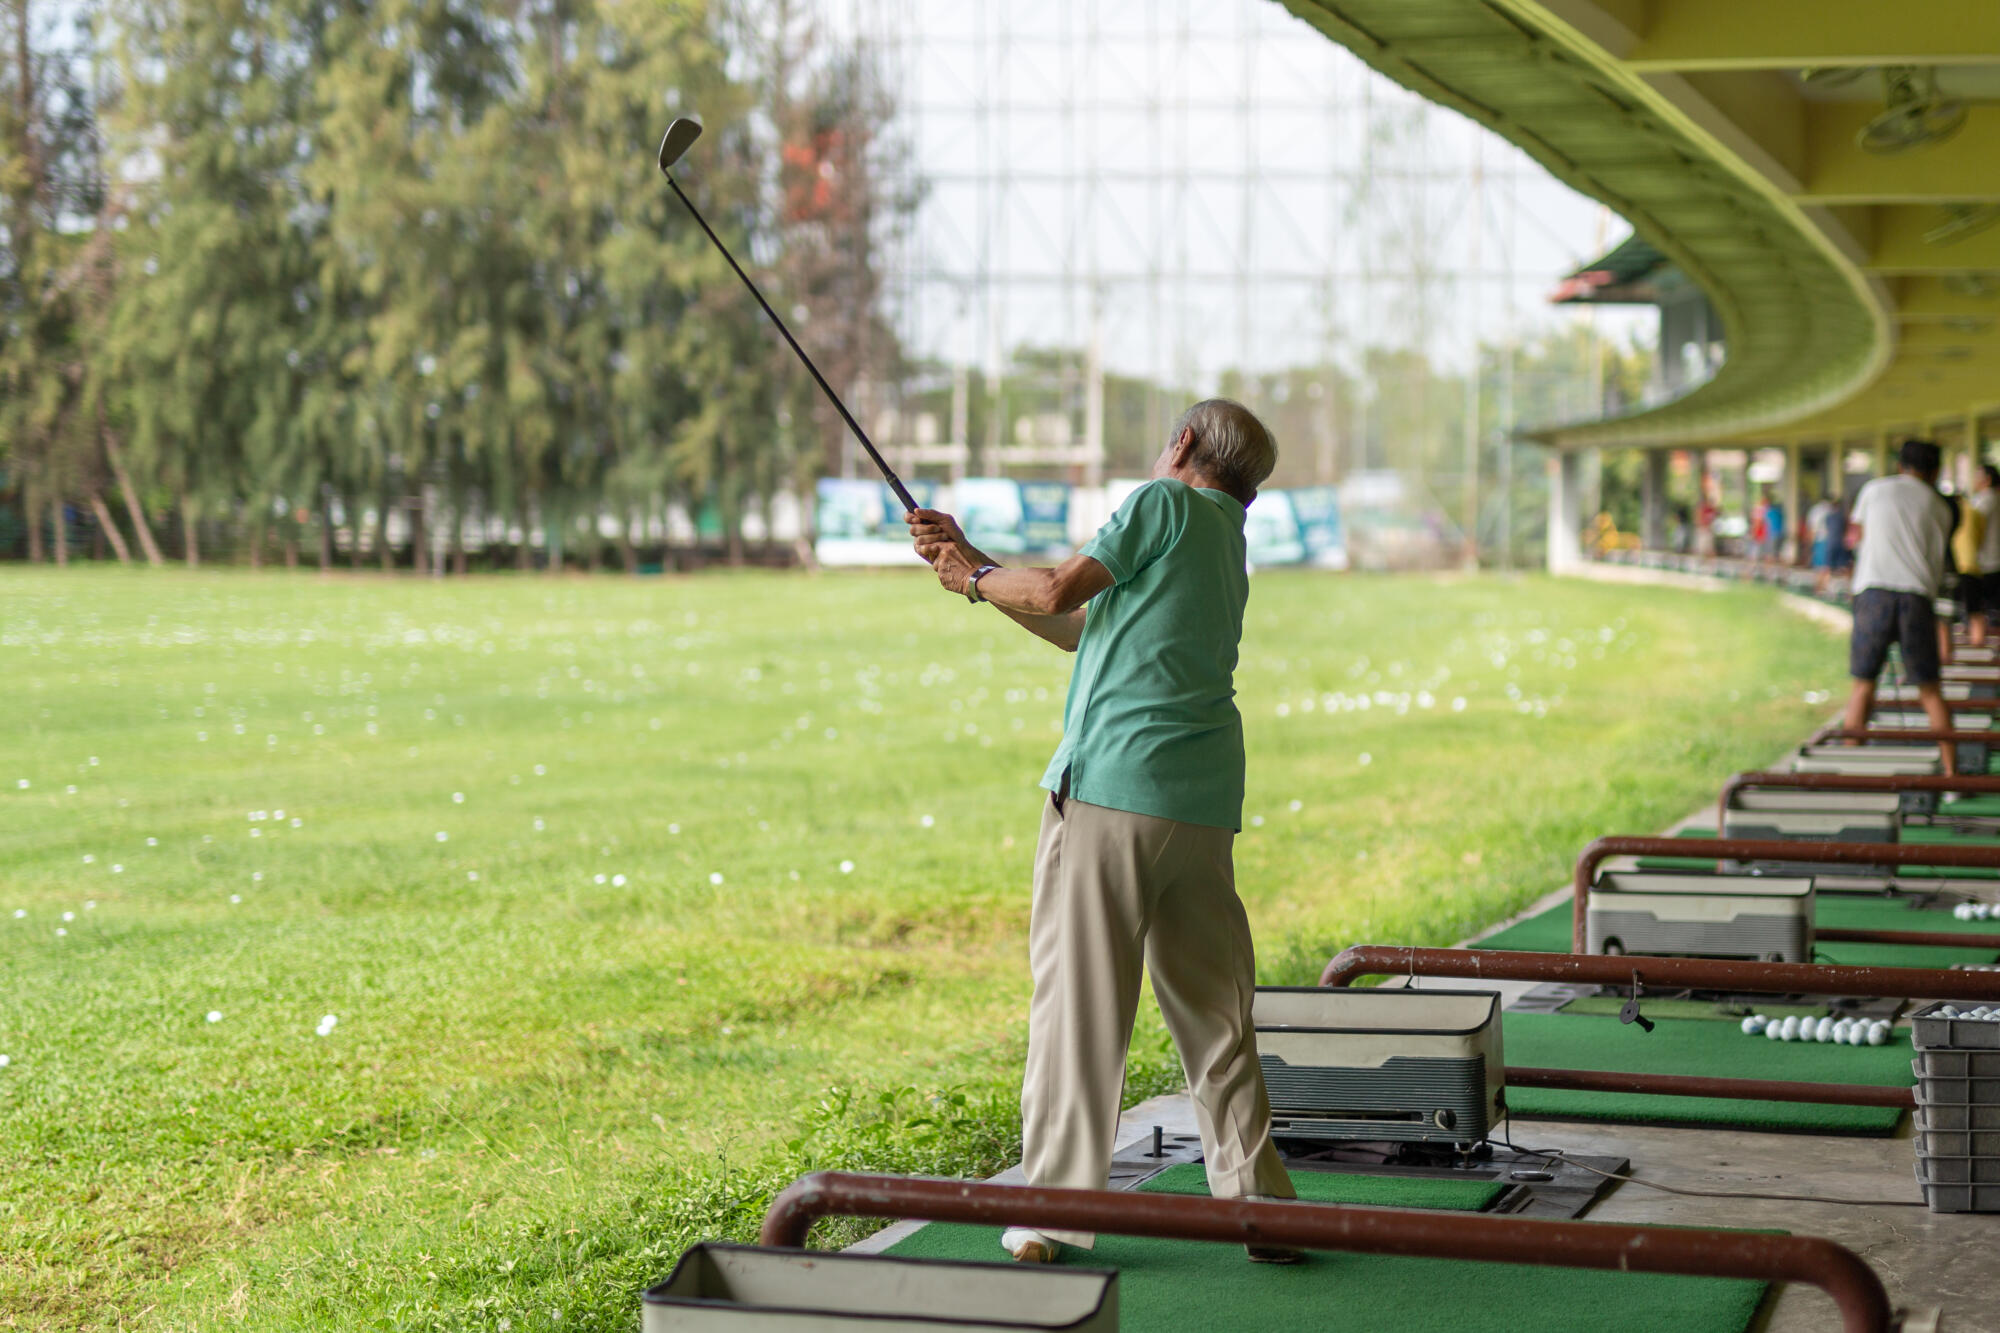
top-left (664, 175), bottom-right (919, 515)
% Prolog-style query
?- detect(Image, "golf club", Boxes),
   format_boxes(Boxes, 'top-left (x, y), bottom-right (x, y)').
top-left (657, 117), bottom-right (919, 515)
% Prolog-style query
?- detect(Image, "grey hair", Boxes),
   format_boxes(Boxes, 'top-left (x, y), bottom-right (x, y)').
top-left (1171, 398), bottom-right (1278, 498)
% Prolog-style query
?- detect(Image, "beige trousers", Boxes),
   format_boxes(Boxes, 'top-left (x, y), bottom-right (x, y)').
top-left (1021, 792), bottom-right (1293, 1247)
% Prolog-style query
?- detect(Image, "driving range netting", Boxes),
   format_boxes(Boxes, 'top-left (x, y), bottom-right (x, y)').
top-left (1500, 1011), bottom-right (1912, 1133)
top-left (884, 1164), bottom-right (1771, 1333)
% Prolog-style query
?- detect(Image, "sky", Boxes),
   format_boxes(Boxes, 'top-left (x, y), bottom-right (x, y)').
top-left (818, 0), bottom-right (1653, 388)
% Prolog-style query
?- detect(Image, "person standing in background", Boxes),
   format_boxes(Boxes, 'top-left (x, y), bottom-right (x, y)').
top-left (1843, 439), bottom-right (1956, 773)
top-left (1968, 465), bottom-right (2000, 647)
top-left (1807, 493), bottom-right (1835, 593)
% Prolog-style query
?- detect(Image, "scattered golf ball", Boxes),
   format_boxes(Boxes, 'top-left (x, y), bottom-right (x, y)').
top-left (709, 872), bottom-right (724, 886)
top-left (206, 1011), bottom-right (223, 1023)
top-left (0, 1055), bottom-right (10, 1067)
top-left (435, 831), bottom-right (448, 842)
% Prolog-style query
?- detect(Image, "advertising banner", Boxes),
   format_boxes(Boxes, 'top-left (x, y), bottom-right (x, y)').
top-left (1244, 490), bottom-right (1307, 567)
top-left (814, 477), bottom-right (938, 565)
top-left (1019, 481), bottom-right (1071, 552)
top-left (956, 478), bottom-right (1029, 555)
top-left (1287, 485), bottom-right (1349, 569)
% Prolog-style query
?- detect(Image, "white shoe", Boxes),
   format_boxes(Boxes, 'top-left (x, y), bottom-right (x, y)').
top-left (1002, 1227), bottom-right (1058, 1263)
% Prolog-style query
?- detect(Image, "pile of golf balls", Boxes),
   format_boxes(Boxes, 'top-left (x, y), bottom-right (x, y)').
top-left (1932, 1006), bottom-right (2000, 1022)
top-left (1952, 902), bottom-right (1997, 921)
top-left (1739, 1013), bottom-right (1893, 1045)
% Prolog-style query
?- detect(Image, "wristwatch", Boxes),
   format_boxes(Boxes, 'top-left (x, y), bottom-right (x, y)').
top-left (966, 564), bottom-right (1000, 603)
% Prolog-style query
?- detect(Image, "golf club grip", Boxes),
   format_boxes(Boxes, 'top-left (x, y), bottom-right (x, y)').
top-left (665, 176), bottom-right (919, 516)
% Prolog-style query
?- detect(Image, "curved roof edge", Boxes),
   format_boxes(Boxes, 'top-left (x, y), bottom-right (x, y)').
top-left (1278, 0), bottom-right (1895, 450)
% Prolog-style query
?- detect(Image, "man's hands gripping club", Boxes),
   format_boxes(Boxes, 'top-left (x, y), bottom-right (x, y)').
top-left (906, 508), bottom-right (1114, 653)
top-left (907, 508), bottom-right (986, 596)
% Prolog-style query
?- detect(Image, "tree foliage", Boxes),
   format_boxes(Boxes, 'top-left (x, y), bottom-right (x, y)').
top-left (1, 0), bottom-right (906, 569)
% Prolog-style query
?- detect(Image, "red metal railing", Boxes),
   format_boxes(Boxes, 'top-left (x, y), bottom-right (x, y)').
top-left (1716, 770), bottom-right (2000, 827)
top-left (1805, 726), bottom-right (1990, 746)
top-left (758, 1172), bottom-right (1895, 1333)
top-left (1506, 1066), bottom-right (1914, 1109)
top-left (1317, 944), bottom-right (2000, 1003)
top-left (1569, 836), bottom-right (2000, 952)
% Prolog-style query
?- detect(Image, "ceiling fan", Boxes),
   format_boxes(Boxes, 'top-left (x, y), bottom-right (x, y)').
top-left (1860, 67), bottom-right (1967, 154)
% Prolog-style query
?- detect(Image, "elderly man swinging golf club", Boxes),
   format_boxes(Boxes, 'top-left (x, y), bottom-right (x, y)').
top-left (907, 398), bottom-right (1298, 1265)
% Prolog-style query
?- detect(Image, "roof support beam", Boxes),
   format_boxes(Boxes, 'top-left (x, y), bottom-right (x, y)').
top-left (1894, 276), bottom-right (2000, 322)
top-left (1869, 205), bottom-right (2000, 273)
top-left (1801, 105), bottom-right (2000, 206)
top-left (1624, 0), bottom-right (2000, 72)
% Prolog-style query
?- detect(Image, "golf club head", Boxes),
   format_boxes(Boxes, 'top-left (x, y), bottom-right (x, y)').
top-left (658, 118), bottom-right (704, 174)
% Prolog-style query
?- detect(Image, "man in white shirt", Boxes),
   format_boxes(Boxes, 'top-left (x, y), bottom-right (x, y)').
top-left (1843, 439), bottom-right (1956, 771)
top-left (1968, 464), bottom-right (2000, 647)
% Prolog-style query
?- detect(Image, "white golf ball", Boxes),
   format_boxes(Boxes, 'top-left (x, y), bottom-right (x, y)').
top-left (1868, 1023), bottom-right (1889, 1046)
top-left (1742, 1016), bottom-right (1765, 1035)
top-left (1765, 1020), bottom-right (1786, 1041)
top-left (1941, 1006), bottom-right (1962, 1019)
top-left (1978, 904), bottom-right (1994, 921)
top-left (1779, 1017), bottom-right (1801, 1041)
top-left (1851, 1024), bottom-right (1870, 1046)
top-left (1810, 1017), bottom-right (1831, 1042)
top-left (1957, 903), bottom-right (1976, 921)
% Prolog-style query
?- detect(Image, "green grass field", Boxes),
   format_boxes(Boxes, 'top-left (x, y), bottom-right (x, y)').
top-left (1, 567), bottom-right (1843, 1331)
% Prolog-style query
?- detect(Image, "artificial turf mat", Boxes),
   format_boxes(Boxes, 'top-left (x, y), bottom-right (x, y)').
top-left (1134, 1162), bottom-right (1505, 1212)
top-left (1500, 1010), bottom-right (1912, 1134)
top-left (1472, 895), bottom-right (2000, 966)
top-left (883, 1219), bottom-right (1771, 1333)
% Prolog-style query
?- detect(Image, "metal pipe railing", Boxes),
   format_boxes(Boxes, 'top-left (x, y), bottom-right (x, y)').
top-left (758, 1172), bottom-right (1895, 1333)
top-left (1507, 1066), bottom-right (1914, 1109)
top-left (1317, 944), bottom-right (2000, 1003)
top-left (1805, 726), bottom-right (1990, 746)
top-left (1570, 836), bottom-right (2000, 952)
top-left (1716, 770), bottom-right (2000, 826)
top-left (1869, 697), bottom-right (1996, 712)
top-left (1820, 926), bottom-right (2000, 948)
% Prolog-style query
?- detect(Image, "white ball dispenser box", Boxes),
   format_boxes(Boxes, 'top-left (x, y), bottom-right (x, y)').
top-left (1253, 987), bottom-right (1504, 1149)
top-left (1586, 871), bottom-right (1815, 962)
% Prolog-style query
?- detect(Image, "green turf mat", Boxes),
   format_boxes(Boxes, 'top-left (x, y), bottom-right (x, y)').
top-left (884, 1221), bottom-right (1770, 1333)
top-left (1899, 827), bottom-right (2000, 845)
top-left (1502, 1011), bottom-right (1910, 1134)
top-left (1135, 1162), bottom-right (1504, 1212)
top-left (1474, 895), bottom-right (2000, 966)
top-left (1943, 794), bottom-right (2000, 815)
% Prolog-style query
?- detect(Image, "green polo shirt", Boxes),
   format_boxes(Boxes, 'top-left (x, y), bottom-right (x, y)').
top-left (1039, 478), bottom-right (1250, 831)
